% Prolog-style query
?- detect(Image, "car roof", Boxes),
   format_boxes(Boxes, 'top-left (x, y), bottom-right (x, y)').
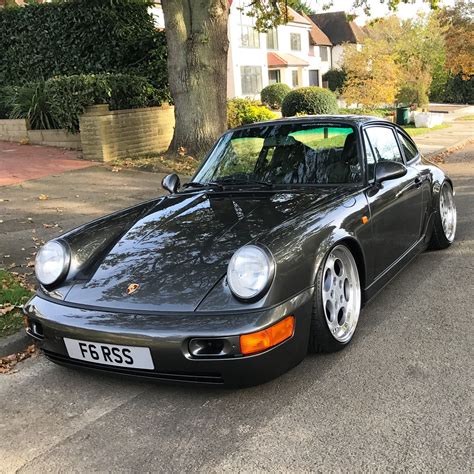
top-left (231, 114), bottom-right (387, 132)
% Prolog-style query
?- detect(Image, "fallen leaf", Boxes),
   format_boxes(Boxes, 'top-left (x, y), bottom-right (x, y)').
top-left (0, 304), bottom-right (15, 315)
top-left (38, 194), bottom-right (49, 200)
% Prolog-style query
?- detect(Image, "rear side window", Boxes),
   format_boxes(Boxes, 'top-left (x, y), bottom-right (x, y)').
top-left (398, 132), bottom-right (418, 162)
top-left (365, 127), bottom-right (403, 164)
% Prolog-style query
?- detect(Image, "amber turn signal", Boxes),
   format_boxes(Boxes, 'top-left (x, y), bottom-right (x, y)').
top-left (240, 316), bottom-right (295, 356)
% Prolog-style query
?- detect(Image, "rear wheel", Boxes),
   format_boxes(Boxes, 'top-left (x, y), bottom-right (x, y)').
top-left (308, 244), bottom-right (361, 353)
top-left (429, 181), bottom-right (456, 250)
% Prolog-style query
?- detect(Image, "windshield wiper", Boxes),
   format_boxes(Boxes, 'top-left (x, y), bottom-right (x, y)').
top-left (182, 181), bottom-right (224, 191)
top-left (215, 178), bottom-right (274, 188)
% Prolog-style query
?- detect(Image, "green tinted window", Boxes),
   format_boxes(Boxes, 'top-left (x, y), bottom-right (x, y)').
top-left (289, 127), bottom-right (354, 150)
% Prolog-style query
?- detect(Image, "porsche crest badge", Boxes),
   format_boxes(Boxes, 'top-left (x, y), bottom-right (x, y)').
top-left (126, 283), bottom-right (140, 295)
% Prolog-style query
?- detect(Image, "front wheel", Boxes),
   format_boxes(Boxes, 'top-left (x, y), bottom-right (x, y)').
top-left (308, 244), bottom-right (361, 353)
top-left (429, 181), bottom-right (457, 250)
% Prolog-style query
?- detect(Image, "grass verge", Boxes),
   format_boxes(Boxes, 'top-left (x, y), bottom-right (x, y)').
top-left (457, 114), bottom-right (474, 121)
top-left (402, 123), bottom-right (450, 137)
top-left (0, 270), bottom-right (33, 338)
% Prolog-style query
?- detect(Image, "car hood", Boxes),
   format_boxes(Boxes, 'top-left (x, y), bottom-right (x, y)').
top-left (64, 190), bottom-right (339, 312)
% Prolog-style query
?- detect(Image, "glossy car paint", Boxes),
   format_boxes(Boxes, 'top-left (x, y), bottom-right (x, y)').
top-left (24, 116), bottom-right (452, 386)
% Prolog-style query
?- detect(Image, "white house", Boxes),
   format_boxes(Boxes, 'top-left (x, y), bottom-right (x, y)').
top-left (309, 11), bottom-right (365, 68)
top-left (150, 2), bottom-right (348, 99)
top-left (227, 1), bottom-right (334, 98)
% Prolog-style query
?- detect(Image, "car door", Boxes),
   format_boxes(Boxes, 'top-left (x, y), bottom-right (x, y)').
top-left (363, 124), bottom-right (424, 280)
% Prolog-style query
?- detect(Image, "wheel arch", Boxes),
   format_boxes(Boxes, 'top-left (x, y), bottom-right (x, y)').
top-left (312, 232), bottom-right (367, 298)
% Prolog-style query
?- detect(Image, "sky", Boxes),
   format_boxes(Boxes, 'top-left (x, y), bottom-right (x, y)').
top-left (310, 0), bottom-right (456, 25)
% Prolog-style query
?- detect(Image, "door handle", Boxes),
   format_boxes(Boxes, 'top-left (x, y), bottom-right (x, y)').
top-left (414, 176), bottom-right (422, 188)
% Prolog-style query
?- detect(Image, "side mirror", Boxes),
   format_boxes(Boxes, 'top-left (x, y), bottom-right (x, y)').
top-left (375, 161), bottom-right (407, 184)
top-left (161, 173), bottom-right (180, 194)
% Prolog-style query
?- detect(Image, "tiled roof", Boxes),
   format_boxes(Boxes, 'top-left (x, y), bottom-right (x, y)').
top-left (286, 6), bottom-right (312, 25)
top-left (301, 12), bottom-right (332, 46)
top-left (309, 11), bottom-right (366, 45)
top-left (267, 52), bottom-right (309, 67)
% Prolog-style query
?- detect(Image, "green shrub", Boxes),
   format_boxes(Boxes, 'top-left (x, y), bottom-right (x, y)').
top-left (45, 75), bottom-right (110, 133)
top-left (0, 0), bottom-right (168, 94)
top-left (43, 73), bottom-right (167, 133)
top-left (443, 74), bottom-right (474, 104)
top-left (281, 87), bottom-right (338, 117)
top-left (0, 86), bottom-right (17, 119)
top-left (9, 82), bottom-right (59, 130)
top-left (260, 83), bottom-right (291, 109)
top-left (322, 69), bottom-right (347, 93)
top-left (106, 74), bottom-right (168, 110)
top-left (397, 84), bottom-right (429, 107)
top-left (227, 98), bottom-right (277, 129)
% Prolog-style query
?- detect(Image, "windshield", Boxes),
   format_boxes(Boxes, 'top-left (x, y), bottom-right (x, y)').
top-left (193, 123), bottom-right (362, 187)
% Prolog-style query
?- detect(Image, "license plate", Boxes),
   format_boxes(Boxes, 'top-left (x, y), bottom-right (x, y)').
top-left (63, 337), bottom-right (154, 370)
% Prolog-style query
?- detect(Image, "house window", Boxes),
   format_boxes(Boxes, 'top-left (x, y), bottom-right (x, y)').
top-left (309, 70), bottom-right (319, 86)
top-left (268, 70), bottom-right (281, 84)
top-left (292, 70), bottom-right (299, 87)
top-left (290, 33), bottom-right (301, 51)
top-left (320, 46), bottom-right (329, 62)
top-left (241, 26), bottom-right (260, 48)
top-left (241, 66), bottom-right (262, 95)
top-left (266, 29), bottom-right (278, 50)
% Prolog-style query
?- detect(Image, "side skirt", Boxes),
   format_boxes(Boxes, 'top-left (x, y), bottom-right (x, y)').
top-left (362, 235), bottom-right (427, 303)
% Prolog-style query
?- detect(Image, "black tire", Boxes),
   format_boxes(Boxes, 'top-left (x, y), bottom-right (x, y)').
top-left (428, 181), bottom-right (456, 250)
top-left (308, 244), bottom-right (361, 354)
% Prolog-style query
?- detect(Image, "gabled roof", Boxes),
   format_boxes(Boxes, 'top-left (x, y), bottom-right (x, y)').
top-left (267, 52), bottom-right (309, 68)
top-left (285, 6), bottom-right (312, 26)
top-left (309, 11), bottom-right (365, 45)
top-left (300, 12), bottom-right (332, 46)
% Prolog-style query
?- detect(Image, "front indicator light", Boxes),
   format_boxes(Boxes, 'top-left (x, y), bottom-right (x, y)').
top-left (240, 316), bottom-right (295, 356)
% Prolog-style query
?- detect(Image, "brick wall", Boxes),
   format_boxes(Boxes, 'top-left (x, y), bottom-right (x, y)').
top-left (79, 104), bottom-right (175, 162)
top-left (0, 119), bottom-right (28, 142)
top-left (27, 130), bottom-right (82, 150)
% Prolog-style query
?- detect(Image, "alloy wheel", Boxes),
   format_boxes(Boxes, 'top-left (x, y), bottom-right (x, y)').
top-left (439, 183), bottom-right (456, 242)
top-left (321, 245), bottom-right (361, 343)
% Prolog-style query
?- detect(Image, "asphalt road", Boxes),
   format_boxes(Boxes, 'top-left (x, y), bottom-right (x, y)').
top-left (1, 146), bottom-right (473, 472)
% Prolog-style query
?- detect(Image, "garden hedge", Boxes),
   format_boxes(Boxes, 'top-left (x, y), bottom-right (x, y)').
top-left (260, 83), bottom-right (291, 109)
top-left (281, 87), bottom-right (338, 117)
top-left (0, 0), bottom-right (168, 92)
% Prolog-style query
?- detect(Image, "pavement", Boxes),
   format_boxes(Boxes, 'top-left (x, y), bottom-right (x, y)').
top-left (0, 141), bottom-right (93, 187)
top-left (0, 133), bottom-right (473, 471)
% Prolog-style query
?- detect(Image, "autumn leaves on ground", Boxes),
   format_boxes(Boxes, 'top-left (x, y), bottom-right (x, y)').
top-left (0, 270), bottom-right (36, 374)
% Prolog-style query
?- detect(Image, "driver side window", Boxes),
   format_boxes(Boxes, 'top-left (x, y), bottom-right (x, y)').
top-left (365, 127), bottom-right (403, 165)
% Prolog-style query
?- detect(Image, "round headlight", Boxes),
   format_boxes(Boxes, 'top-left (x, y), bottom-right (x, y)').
top-left (35, 240), bottom-right (70, 286)
top-left (227, 245), bottom-right (274, 300)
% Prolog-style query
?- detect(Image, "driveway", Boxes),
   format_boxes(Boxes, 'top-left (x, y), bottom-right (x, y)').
top-left (0, 146), bottom-right (472, 472)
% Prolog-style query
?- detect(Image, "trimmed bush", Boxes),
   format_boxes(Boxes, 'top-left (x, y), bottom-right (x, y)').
top-left (322, 69), bottom-right (347, 93)
top-left (260, 83), bottom-right (291, 109)
top-left (227, 98), bottom-right (277, 129)
top-left (281, 87), bottom-right (338, 117)
top-left (0, 0), bottom-right (168, 93)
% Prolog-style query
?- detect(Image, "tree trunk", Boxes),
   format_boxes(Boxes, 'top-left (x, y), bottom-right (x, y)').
top-left (161, 0), bottom-right (230, 157)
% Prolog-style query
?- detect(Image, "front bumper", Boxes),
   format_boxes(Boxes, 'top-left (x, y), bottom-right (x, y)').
top-left (24, 289), bottom-right (314, 387)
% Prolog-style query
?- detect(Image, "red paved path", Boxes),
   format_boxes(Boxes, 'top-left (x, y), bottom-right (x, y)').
top-left (0, 141), bottom-right (94, 186)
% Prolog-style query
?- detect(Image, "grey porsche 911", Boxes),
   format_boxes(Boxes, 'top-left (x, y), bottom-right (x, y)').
top-left (24, 116), bottom-right (456, 386)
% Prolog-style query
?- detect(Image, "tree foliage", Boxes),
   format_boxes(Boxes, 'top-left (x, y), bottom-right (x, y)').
top-left (342, 14), bottom-right (445, 107)
top-left (437, 0), bottom-right (473, 78)
top-left (343, 41), bottom-right (400, 107)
